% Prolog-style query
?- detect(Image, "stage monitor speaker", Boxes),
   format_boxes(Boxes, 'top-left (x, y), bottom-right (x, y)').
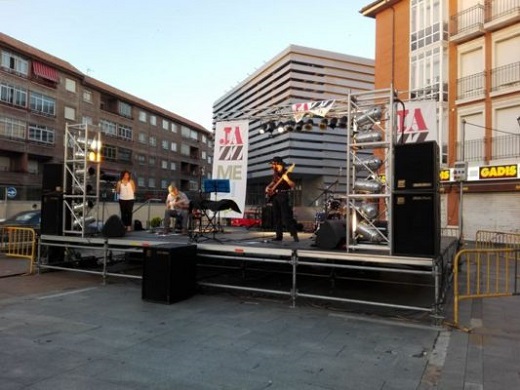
top-left (262, 205), bottom-right (274, 229)
top-left (392, 191), bottom-right (440, 257)
top-left (42, 163), bottom-right (64, 194)
top-left (102, 214), bottom-right (126, 238)
top-left (142, 244), bottom-right (197, 304)
top-left (394, 141), bottom-right (439, 192)
top-left (316, 220), bottom-right (346, 249)
top-left (41, 193), bottom-right (64, 235)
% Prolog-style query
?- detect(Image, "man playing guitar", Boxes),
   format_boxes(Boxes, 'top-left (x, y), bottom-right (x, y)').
top-left (265, 156), bottom-right (299, 242)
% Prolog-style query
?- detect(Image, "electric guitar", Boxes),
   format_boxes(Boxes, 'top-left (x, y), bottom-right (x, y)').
top-left (265, 163), bottom-right (295, 201)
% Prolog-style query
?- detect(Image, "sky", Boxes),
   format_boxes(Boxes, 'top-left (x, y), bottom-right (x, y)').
top-left (1, 0), bottom-right (375, 130)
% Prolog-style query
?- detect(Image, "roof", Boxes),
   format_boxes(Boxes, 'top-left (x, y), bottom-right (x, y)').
top-left (0, 33), bottom-right (209, 133)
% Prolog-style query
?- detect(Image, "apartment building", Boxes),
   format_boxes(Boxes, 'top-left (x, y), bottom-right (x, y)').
top-left (213, 45), bottom-right (375, 219)
top-left (0, 33), bottom-right (212, 202)
top-left (362, 0), bottom-right (520, 238)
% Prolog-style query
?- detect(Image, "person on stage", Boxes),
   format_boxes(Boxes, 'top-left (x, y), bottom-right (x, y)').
top-left (115, 170), bottom-right (136, 232)
top-left (265, 156), bottom-right (299, 242)
top-left (163, 183), bottom-right (190, 234)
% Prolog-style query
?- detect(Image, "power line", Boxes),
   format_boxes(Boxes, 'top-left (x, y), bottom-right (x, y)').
top-left (464, 121), bottom-right (520, 136)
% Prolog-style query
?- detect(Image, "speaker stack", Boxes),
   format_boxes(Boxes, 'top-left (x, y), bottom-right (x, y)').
top-left (392, 141), bottom-right (440, 257)
top-left (316, 220), bottom-right (346, 250)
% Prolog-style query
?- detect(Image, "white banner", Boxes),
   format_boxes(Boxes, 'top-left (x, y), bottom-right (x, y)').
top-left (396, 100), bottom-right (438, 144)
top-left (212, 121), bottom-right (249, 218)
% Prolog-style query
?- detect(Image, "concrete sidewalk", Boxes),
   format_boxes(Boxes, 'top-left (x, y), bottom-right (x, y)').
top-left (0, 256), bottom-right (519, 389)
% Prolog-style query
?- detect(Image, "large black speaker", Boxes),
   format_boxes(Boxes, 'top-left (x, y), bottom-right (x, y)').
top-left (102, 215), bottom-right (126, 238)
top-left (394, 141), bottom-right (439, 192)
top-left (262, 205), bottom-right (274, 229)
top-left (41, 193), bottom-right (64, 235)
top-left (42, 163), bottom-right (64, 194)
top-left (142, 244), bottom-right (197, 304)
top-left (392, 192), bottom-right (440, 257)
top-left (316, 220), bottom-right (347, 249)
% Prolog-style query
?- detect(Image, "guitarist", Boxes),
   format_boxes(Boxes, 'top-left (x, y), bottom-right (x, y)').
top-left (265, 156), bottom-right (299, 242)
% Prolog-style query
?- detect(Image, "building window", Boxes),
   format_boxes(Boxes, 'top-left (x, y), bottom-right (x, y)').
top-left (0, 156), bottom-right (9, 171)
top-left (162, 119), bottom-right (169, 130)
top-left (99, 119), bottom-right (117, 137)
top-left (28, 124), bottom-right (55, 144)
top-left (0, 116), bottom-right (26, 140)
top-left (161, 160), bottom-right (168, 169)
top-left (181, 126), bottom-right (191, 138)
top-left (138, 132), bottom-right (146, 143)
top-left (149, 156), bottom-right (156, 166)
top-left (1, 50), bottom-right (29, 76)
top-left (118, 124), bottom-right (132, 140)
top-left (118, 147), bottom-right (132, 162)
top-left (119, 101), bottom-right (132, 118)
top-left (29, 92), bottom-right (56, 116)
top-left (148, 178), bottom-right (155, 188)
top-left (202, 134), bottom-right (207, 143)
top-left (28, 160), bottom-right (38, 174)
top-left (149, 136), bottom-right (156, 146)
top-left (139, 111), bottom-right (147, 122)
top-left (83, 89), bottom-right (92, 103)
top-left (150, 115), bottom-right (157, 126)
top-left (137, 154), bottom-right (146, 165)
top-left (171, 122), bottom-right (178, 133)
top-left (181, 144), bottom-right (190, 156)
top-left (161, 179), bottom-right (168, 189)
top-left (161, 140), bottom-right (169, 150)
top-left (102, 144), bottom-right (117, 161)
top-left (64, 106), bottom-right (76, 120)
top-left (0, 82), bottom-right (27, 108)
top-left (65, 78), bottom-right (76, 93)
top-left (170, 162), bottom-right (176, 171)
top-left (190, 129), bottom-right (198, 141)
top-left (170, 142), bottom-right (177, 152)
top-left (202, 150), bottom-right (207, 160)
top-left (137, 177), bottom-right (145, 187)
top-left (82, 116), bottom-right (93, 125)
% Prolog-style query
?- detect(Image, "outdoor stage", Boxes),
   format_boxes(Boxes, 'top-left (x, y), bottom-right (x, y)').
top-left (38, 226), bottom-right (459, 321)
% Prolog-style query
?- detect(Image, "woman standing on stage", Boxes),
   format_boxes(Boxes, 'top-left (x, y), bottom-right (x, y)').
top-left (115, 170), bottom-right (136, 232)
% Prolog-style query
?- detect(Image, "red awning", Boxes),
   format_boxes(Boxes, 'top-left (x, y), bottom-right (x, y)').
top-left (32, 61), bottom-right (58, 82)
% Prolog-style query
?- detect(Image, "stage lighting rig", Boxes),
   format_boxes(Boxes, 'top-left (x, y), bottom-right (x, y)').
top-left (353, 157), bottom-right (383, 171)
top-left (355, 106), bottom-right (382, 128)
top-left (353, 175), bottom-right (383, 193)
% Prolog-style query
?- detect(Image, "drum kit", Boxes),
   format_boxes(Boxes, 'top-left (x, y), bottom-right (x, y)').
top-left (312, 188), bottom-right (347, 232)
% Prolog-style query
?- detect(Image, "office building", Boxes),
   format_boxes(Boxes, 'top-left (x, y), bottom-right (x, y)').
top-left (213, 45), bottom-right (375, 219)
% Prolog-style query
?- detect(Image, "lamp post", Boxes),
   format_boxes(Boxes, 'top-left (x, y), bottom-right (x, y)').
top-left (458, 119), bottom-right (466, 242)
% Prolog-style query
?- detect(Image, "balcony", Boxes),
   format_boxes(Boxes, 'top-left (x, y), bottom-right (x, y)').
top-left (450, 4), bottom-right (485, 43)
top-left (456, 134), bottom-right (520, 162)
top-left (491, 62), bottom-right (520, 93)
top-left (484, 0), bottom-right (520, 31)
top-left (456, 71), bottom-right (486, 101)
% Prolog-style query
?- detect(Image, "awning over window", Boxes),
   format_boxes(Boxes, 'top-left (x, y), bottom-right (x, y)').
top-left (32, 61), bottom-right (58, 82)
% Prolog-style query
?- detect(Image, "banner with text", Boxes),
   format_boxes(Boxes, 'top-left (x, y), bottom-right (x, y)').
top-left (396, 100), bottom-right (437, 144)
top-left (212, 121), bottom-right (249, 218)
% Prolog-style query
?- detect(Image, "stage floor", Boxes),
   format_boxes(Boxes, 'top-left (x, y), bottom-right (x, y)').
top-left (38, 226), bottom-right (459, 320)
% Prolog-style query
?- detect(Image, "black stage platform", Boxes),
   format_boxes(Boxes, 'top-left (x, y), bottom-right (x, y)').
top-left (38, 227), bottom-right (459, 321)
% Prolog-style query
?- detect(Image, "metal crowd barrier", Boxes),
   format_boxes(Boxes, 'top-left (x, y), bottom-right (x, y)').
top-left (452, 247), bottom-right (519, 329)
top-left (475, 230), bottom-right (520, 249)
top-left (0, 226), bottom-right (37, 274)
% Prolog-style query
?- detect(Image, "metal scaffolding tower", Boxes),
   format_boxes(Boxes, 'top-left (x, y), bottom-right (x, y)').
top-left (62, 123), bottom-right (102, 237)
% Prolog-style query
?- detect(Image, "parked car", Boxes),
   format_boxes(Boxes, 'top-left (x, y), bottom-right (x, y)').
top-left (230, 210), bottom-right (261, 228)
top-left (0, 210), bottom-right (41, 231)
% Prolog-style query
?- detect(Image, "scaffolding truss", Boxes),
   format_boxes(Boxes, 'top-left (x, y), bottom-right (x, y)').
top-left (62, 123), bottom-right (102, 237)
